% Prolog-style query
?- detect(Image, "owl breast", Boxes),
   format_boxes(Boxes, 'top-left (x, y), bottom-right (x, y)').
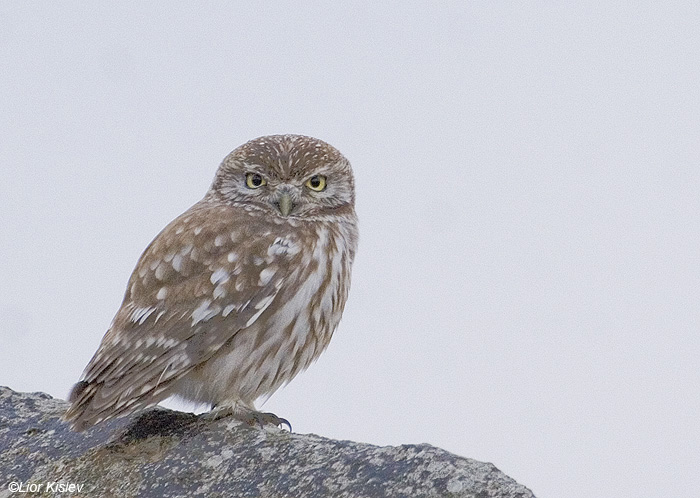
top-left (175, 219), bottom-right (356, 407)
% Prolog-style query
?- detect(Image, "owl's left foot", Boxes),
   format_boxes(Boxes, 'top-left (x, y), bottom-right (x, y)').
top-left (202, 406), bottom-right (292, 432)
top-left (242, 411), bottom-right (292, 432)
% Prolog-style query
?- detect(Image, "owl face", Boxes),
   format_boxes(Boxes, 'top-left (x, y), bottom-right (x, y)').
top-left (210, 135), bottom-right (355, 219)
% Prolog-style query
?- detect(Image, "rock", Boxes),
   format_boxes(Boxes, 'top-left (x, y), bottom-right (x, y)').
top-left (0, 387), bottom-right (535, 497)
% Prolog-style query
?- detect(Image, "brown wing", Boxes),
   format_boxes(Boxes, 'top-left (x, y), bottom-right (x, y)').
top-left (64, 201), bottom-right (305, 431)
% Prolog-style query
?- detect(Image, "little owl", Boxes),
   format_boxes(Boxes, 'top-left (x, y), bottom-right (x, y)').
top-left (64, 134), bottom-right (358, 432)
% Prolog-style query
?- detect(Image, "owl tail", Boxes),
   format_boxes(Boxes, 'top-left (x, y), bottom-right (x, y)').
top-left (62, 380), bottom-right (99, 432)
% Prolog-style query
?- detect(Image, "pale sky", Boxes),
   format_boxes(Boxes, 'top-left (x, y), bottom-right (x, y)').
top-left (1, 3), bottom-right (699, 497)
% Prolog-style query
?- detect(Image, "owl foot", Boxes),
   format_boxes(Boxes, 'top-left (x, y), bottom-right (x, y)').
top-left (202, 406), bottom-right (292, 432)
top-left (242, 411), bottom-right (292, 432)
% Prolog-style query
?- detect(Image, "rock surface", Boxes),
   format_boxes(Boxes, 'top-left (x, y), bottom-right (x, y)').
top-left (0, 387), bottom-right (535, 497)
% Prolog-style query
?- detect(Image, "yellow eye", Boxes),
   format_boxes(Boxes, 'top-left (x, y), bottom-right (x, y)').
top-left (305, 175), bottom-right (327, 192)
top-left (245, 173), bottom-right (267, 189)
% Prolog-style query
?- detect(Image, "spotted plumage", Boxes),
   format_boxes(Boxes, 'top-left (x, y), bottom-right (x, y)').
top-left (64, 135), bottom-right (358, 431)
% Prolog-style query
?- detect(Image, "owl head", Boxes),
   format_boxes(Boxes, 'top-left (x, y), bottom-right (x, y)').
top-left (208, 134), bottom-right (355, 219)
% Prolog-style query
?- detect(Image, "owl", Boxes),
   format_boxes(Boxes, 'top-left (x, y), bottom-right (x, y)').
top-left (63, 134), bottom-right (358, 432)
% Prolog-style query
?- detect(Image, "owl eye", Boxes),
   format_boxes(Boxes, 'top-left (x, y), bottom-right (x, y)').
top-left (245, 173), bottom-right (267, 189)
top-left (305, 175), bottom-right (327, 192)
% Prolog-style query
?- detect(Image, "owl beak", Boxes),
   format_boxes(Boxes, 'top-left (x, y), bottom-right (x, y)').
top-left (277, 193), bottom-right (293, 217)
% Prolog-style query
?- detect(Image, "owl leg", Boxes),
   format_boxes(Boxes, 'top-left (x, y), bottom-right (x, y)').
top-left (202, 402), bottom-right (292, 431)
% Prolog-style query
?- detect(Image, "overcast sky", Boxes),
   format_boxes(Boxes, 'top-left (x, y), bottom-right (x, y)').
top-left (1, 2), bottom-right (699, 497)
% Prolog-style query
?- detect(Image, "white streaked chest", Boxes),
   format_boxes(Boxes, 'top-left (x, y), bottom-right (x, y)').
top-left (192, 223), bottom-right (354, 404)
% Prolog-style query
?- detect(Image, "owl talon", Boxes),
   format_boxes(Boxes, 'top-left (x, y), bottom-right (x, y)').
top-left (202, 407), bottom-right (291, 431)
top-left (243, 411), bottom-right (292, 432)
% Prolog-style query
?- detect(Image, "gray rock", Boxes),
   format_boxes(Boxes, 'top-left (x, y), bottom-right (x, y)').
top-left (0, 387), bottom-right (535, 497)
